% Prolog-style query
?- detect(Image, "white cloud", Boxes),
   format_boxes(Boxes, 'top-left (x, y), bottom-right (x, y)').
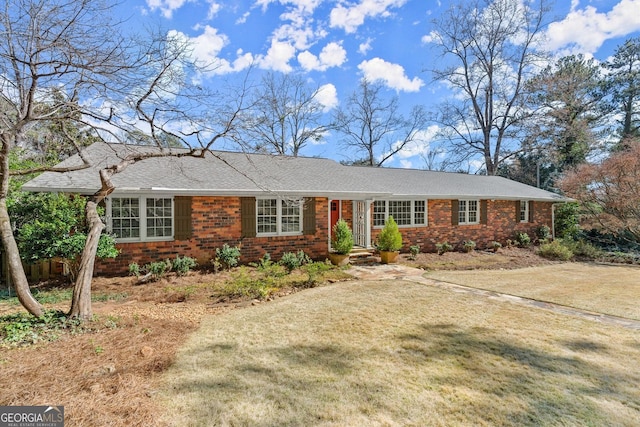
top-left (330, 0), bottom-right (407, 33)
top-left (257, 40), bottom-right (297, 72)
top-left (358, 58), bottom-right (424, 92)
top-left (314, 83), bottom-right (339, 111)
top-left (146, 0), bottom-right (189, 19)
top-left (298, 42), bottom-right (347, 71)
top-left (169, 27), bottom-right (253, 76)
top-left (206, 1), bottom-right (221, 20)
top-left (545, 0), bottom-right (640, 54)
top-left (358, 38), bottom-right (373, 55)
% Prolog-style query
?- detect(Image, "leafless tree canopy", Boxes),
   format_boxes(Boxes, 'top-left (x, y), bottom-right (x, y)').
top-left (239, 72), bottom-right (331, 157)
top-left (333, 79), bottom-right (428, 167)
top-left (429, 0), bottom-right (550, 175)
top-left (0, 0), bottom-right (250, 319)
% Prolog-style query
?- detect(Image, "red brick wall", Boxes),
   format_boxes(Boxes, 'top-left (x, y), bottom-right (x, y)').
top-left (95, 196), bottom-right (554, 275)
top-left (370, 200), bottom-right (553, 252)
top-left (95, 196), bottom-right (330, 275)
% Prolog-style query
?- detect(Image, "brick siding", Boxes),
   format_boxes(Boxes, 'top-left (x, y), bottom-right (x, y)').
top-left (95, 196), bottom-right (554, 275)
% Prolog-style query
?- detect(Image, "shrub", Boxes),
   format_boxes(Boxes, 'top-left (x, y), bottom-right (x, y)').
top-left (536, 225), bottom-right (552, 243)
top-left (172, 256), bottom-right (197, 276)
top-left (145, 260), bottom-right (172, 281)
top-left (128, 262), bottom-right (141, 277)
top-left (216, 244), bottom-right (241, 270)
top-left (376, 216), bottom-right (403, 252)
top-left (490, 241), bottom-right (502, 252)
top-left (409, 244), bottom-right (421, 260)
top-left (301, 261), bottom-right (333, 287)
top-left (516, 232), bottom-right (531, 247)
top-left (279, 252), bottom-right (301, 273)
top-left (538, 240), bottom-right (573, 261)
top-left (331, 219), bottom-right (354, 254)
top-left (554, 202), bottom-right (581, 240)
top-left (562, 239), bottom-right (603, 259)
top-left (436, 241), bottom-right (453, 255)
top-left (462, 240), bottom-right (476, 253)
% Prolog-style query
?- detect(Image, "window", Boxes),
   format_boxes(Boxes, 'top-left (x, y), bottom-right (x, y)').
top-left (108, 196), bottom-right (173, 241)
top-left (458, 199), bottom-right (479, 224)
top-left (256, 198), bottom-right (302, 236)
top-left (373, 200), bottom-right (386, 227)
top-left (519, 200), bottom-right (529, 222)
top-left (373, 200), bottom-right (427, 227)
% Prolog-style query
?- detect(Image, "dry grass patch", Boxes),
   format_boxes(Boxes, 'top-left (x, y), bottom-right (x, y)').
top-left (157, 280), bottom-right (640, 426)
top-left (426, 263), bottom-right (640, 320)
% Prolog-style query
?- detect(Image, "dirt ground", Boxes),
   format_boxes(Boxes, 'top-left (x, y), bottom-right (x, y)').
top-left (0, 247), bottom-right (555, 426)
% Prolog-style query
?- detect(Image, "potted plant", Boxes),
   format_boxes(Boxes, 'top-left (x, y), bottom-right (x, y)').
top-left (328, 219), bottom-right (354, 266)
top-left (376, 216), bottom-right (403, 264)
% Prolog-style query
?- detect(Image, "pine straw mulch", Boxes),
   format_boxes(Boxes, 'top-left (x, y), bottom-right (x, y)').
top-left (0, 248), bottom-right (552, 426)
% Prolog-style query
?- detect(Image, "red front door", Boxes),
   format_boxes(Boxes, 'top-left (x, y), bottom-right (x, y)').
top-left (330, 200), bottom-right (339, 233)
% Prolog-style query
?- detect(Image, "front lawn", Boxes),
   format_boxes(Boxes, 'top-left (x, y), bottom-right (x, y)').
top-left (426, 263), bottom-right (640, 320)
top-left (157, 278), bottom-right (640, 426)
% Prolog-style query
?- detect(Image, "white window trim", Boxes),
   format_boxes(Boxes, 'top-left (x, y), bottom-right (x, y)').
top-left (373, 200), bottom-right (428, 228)
top-left (106, 195), bottom-right (175, 243)
top-left (256, 197), bottom-right (304, 237)
top-left (459, 199), bottom-right (480, 225)
top-left (520, 200), bottom-right (529, 223)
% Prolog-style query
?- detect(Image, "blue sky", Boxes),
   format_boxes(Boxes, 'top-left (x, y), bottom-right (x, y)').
top-left (118, 0), bottom-right (640, 169)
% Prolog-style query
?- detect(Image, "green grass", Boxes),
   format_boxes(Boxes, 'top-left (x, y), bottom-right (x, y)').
top-left (157, 279), bottom-right (640, 426)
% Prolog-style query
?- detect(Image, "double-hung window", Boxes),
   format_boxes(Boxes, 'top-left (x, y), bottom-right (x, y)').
top-left (458, 200), bottom-right (479, 225)
top-left (519, 200), bottom-right (529, 222)
top-left (373, 200), bottom-right (427, 227)
top-left (108, 196), bottom-right (173, 241)
top-left (257, 198), bottom-right (302, 236)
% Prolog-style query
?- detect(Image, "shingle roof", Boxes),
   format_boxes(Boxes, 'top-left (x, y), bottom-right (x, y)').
top-left (22, 142), bottom-right (569, 202)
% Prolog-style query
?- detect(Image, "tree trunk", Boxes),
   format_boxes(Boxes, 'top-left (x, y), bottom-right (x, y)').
top-left (0, 200), bottom-right (44, 317)
top-left (68, 200), bottom-right (104, 320)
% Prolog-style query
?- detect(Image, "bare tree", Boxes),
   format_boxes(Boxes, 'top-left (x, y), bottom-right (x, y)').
top-left (1, 0), bottom-right (248, 319)
top-left (428, 0), bottom-right (550, 175)
top-left (334, 79), bottom-right (428, 167)
top-left (240, 72), bottom-right (331, 156)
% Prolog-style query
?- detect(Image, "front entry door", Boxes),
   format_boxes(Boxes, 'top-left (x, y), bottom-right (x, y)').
top-left (352, 201), bottom-right (367, 247)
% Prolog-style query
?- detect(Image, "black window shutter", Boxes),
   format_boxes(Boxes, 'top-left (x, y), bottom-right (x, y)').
top-left (303, 197), bottom-right (316, 235)
top-left (529, 201), bottom-right (535, 223)
top-left (174, 196), bottom-right (192, 240)
top-left (515, 200), bottom-right (521, 222)
top-left (451, 200), bottom-right (459, 225)
top-left (241, 197), bottom-right (256, 238)
top-left (480, 200), bottom-right (488, 225)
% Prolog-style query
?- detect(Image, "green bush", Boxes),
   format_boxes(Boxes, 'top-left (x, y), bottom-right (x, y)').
top-left (128, 262), bottom-right (141, 277)
top-left (538, 240), bottom-right (573, 261)
top-left (145, 260), bottom-right (172, 280)
top-left (436, 241), bottom-right (453, 255)
top-left (536, 225), bottom-right (552, 242)
top-left (279, 252), bottom-right (301, 273)
top-left (409, 244), bottom-right (421, 260)
top-left (490, 241), bottom-right (502, 251)
top-left (562, 239), bottom-right (603, 259)
top-left (462, 240), bottom-right (476, 253)
top-left (555, 202), bottom-right (581, 240)
top-left (376, 216), bottom-right (403, 252)
top-left (331, 219), bottom-right (354, 254)
top-left (172, 256), bottom-right (197, 276)
top-left (216, 244), bottom-right (241, 270)
top-left (516, 232), bottom-right (531, 247)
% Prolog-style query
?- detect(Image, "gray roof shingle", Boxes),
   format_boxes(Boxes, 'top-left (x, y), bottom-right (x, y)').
top-left (22, 142), bottom-right (569, 202)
